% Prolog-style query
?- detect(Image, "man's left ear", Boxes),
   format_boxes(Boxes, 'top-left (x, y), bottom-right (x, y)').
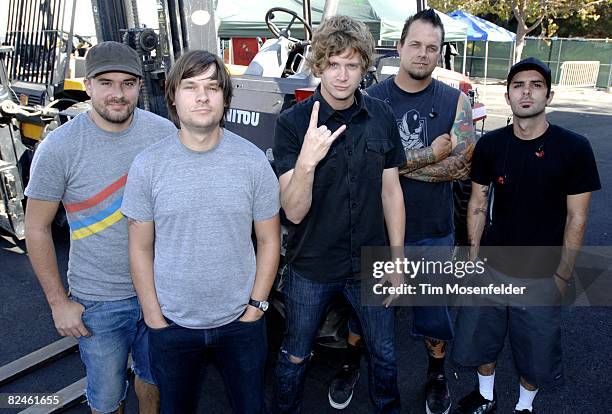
top-left (546, 90), bottom-right (554, 105)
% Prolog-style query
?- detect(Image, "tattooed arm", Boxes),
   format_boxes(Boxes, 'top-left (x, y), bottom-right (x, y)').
top-left (127, 218), bottom-right (167, 329)
top-left (467, 182), bottom-right (489, 260)
top-left (402, 93), bottom-right (476, 182)
top-left (398, 134), bottom-right (452, 174)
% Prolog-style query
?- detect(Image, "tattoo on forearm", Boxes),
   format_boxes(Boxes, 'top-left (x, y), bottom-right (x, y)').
top-left (404, 150), bottom-right (473, 182)
top-left (399, 147), bottom-right (436, 175)
top-left (405, 97), bottom-right (476, 182)
top-left (480, 185), bottom-right (489, 197)
top-left (472, 207), bottom-right (487, 215)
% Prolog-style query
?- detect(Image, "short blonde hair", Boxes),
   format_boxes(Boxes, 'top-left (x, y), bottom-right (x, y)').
top-left (308, 15), bottom-right (375, 76)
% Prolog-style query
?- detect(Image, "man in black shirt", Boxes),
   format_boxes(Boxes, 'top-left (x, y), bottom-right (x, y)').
top-left (453, 58), bottom-right (601, 414)
top-left (330, 10), bottom-right (475, 414)
top-left (271, 15), bottom-right (406, 414)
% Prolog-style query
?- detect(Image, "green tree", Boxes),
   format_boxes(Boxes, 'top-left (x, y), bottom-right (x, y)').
top-left (429, 0), bottom-right (604, 62)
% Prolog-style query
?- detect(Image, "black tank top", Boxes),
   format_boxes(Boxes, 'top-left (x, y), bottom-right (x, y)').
top-left (367, 77), bottom-right (461, 242)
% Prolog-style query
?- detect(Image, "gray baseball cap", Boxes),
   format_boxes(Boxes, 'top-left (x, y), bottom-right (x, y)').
top-left (85, 41), bottom-right (143, 78)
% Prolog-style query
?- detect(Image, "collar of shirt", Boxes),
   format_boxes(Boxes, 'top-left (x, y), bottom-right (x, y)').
top-left (312, 85), bottom-right (368, 124)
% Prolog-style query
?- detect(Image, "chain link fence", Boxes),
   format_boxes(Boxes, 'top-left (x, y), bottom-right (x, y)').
top-left (455, 37), bottom-right (612, 89)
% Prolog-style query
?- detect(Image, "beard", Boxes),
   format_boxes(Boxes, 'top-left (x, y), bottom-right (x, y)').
top-left (407, 67), bottom-right (434, 81)
top-left (92, 97), bottom-right (137, 124)
top-left (512, 104), bottom-right (546, 120)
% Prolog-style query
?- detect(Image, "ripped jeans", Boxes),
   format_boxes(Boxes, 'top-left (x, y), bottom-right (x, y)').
top-left (271, 267), bottom-right (399, 414)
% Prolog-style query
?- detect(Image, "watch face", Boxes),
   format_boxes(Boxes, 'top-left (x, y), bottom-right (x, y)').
top-left (260, 301), bottom-right (269, 312)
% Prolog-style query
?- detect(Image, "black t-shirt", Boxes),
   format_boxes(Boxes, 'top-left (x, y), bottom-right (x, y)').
top-left (367, 77), bottom-right (461, 242)
top-left (273, 87), bottom-right (406, 283)
top-left (471, 124), bottom-right (601, 275)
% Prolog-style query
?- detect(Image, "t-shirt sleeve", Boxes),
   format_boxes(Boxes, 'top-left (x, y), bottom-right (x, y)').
top-left (253, 157), bottom-right (280, 222)
top-left (382, 103), bottom-right (406, 169)
top-left (566, 136), bottom-right (601, 195)
top-left (273, 114), bottom-right (301, 176)
top-left (24, 135), bottom-right (67, 201)
top-left (470, 135), bottom-right (493, 186)
top-left (121, 156), bottom-right (154, 222)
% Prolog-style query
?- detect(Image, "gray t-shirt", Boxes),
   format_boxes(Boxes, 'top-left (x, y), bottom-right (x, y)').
top-left (121, 130), bottom-right (280, 329)
top-left (25, 108), bottom-right (177, 301)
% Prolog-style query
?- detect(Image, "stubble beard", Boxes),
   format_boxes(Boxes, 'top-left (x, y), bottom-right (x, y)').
top-left (512, 104), bottom-right (546, 120)
top-left (407, 67), bottom-right (434, 81)
top-left (93, 98), bottom-right (137, 124)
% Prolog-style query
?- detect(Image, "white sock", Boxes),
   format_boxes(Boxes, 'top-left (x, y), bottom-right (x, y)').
top-left (477, 371), bottom-right (495, 401)
top-left (515, 383), bottom-right (538, 411)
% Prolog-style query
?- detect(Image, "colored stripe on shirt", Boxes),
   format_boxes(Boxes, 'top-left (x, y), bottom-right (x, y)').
top-left (64, 174), bottom-right (127, 213)
top-left (70, 197), bottom-right (123, 231)
top-left (71, 209), bottom-right (125, 240)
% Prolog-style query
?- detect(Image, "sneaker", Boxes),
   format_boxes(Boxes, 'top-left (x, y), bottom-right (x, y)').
top-left (426, 373), bottom-right (452, 414)
top-left (328, 363), bottom-right (360, 410)
top-left (454, 389), bottom-right (496, 414)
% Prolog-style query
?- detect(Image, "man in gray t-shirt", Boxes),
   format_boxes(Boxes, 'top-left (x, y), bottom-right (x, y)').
top-left (25, 41), bottom-right (176, 413)
top-left (122, 50), bottom-right (280, 413)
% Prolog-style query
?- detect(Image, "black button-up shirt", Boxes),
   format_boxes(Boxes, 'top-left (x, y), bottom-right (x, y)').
top-left (274, 87), bottom-right (406, 283)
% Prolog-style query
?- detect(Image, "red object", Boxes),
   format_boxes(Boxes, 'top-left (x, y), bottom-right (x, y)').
top-left (295, 87), bottom-right (316, 102)
top-left (231, 38), bottom-right (260, 66)
top-left (497, 176), bottom-right (505, 185)
top-left (535, 150), bottom-right (545, 158)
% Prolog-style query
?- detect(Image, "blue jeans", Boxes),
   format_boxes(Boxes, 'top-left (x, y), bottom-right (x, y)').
top-left (272, 268), bottom-right (399, 414)
top-left (148, 315), bottom-right (267, 414)
top-left (72, 295), bottom-right (154, 413)
top-left (407, 233), bottom-right (455, 341)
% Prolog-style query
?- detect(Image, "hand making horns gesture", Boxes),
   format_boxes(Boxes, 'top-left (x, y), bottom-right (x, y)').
top-left (300, 101), bottom-right (347, 166)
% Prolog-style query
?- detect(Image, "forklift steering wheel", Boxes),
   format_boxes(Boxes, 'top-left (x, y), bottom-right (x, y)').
top-left (265, 7), bottom-right (313, 43)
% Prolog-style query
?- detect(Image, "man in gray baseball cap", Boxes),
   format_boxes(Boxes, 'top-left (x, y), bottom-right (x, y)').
top-left (86, 40), bottom-right (143, 78)
top-left (25, 39), bottom-right (176, 413)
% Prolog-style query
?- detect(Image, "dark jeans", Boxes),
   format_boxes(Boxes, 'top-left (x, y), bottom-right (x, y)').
top-left (407, 233), bottom-right (455, 341)
top-left (148, 315), bottom-right (267, 414)
top-left (272, 267), bottom-right (399, 414)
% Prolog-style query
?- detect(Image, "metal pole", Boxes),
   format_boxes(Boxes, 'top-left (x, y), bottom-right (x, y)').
top-left (607, 54), bottom-right (612, 90)
top-left (322, 0), bottom-right (339, 22)
top-left (462, 39), bottom-right (467, 75)
top-left (555, 39), bottom-right (563, 84)
top-left (303, 0), bottom-right (312, 40)
top-left (484, 40), bottom-right (488, 96)
top-left (63, 0), bottom-right (77, 82)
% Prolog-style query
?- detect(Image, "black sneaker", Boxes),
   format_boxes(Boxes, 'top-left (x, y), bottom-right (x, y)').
top-left (328, 363), bottom-right (360, 410)
top-left (426, 373), bottom-right (452, 414)
top-left (454, 389), bottom-right (496, 414)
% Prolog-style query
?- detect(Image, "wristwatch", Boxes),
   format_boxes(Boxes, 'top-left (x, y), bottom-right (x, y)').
top-left (249, 298), bottom-right (269, 312)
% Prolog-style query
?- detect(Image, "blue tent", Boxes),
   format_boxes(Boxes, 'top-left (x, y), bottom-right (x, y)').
top-left (448, 10), bottom-right (515, 42)
top-left (448, 10), bottom-right (516, 83)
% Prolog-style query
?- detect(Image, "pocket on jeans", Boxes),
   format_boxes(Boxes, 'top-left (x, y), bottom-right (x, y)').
top-left (70, 295), bottom-right (104, 314)
top-left (237, 316), bottom-right (265, 325)
top-left (147, 316), bottom-right (177, 332)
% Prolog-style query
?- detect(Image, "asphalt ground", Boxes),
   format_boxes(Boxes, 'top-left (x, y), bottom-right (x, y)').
top-left (0, 84), bottom-right (610, 413)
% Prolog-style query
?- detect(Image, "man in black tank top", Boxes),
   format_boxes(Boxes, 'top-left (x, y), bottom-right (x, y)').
top-left (327, 9), bottom-right (475, 414)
